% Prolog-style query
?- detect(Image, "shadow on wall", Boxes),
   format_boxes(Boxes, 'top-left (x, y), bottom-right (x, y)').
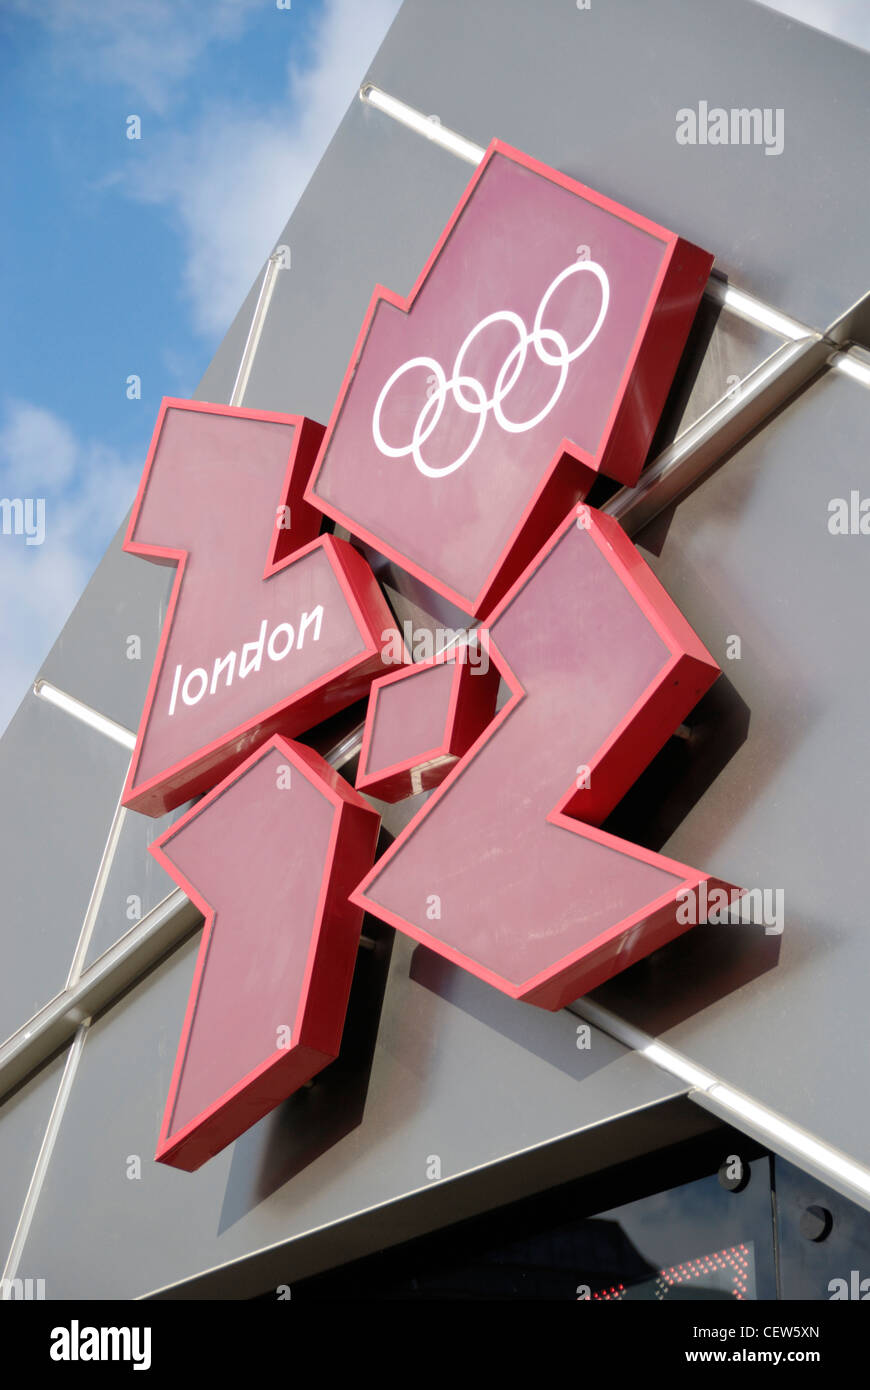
top-left (218, 910), bottom-right (394, 1234)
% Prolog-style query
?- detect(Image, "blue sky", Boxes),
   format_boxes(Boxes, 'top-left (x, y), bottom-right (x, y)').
top-left (0, 0), bottom-right (401, 735)
top-left (0, 0), bottom-right (866, 737)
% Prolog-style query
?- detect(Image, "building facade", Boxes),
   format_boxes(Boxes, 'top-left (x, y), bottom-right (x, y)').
top-left (2, 0), bottom-right (870, 1301)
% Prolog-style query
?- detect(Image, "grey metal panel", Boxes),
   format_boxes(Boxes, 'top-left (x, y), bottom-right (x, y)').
top-left (364, 0), bottom-right (870, 335)
top-left (17, 928), bottom-right (696, 1299)
top-left (590, 368), bottom-right (870, 1164)
top-left (0, 692), bottom-right (129, 1044)
top-left (197, 102), bottom-right (472, 416)
top-left (36, 516), bottom-right (174, 735)
top-left (196, 84), bottom-right (787, 438)
top-left (0, 1054), bottom-right (65, 1277)
top-left (83, 808), bottom-right (181, 971)
top-left (654, 300), bottom-right (784, 452)
top-left (0, 890), bottom-right (202, 1106)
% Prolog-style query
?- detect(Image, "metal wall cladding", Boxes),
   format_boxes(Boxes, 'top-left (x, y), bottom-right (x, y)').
top-left (12, 931), bottom-right (691, 1297)
top-left (0, 693), bottom-right (130, 1044)
top-left (0, 1053), bottom-right (66, 1274)
top-left (365, 0), bottom-right (870, 336)
top-left (593, 367), bottom-right (870, 1165)
top-left (37, 520), bottom-right (174, 734)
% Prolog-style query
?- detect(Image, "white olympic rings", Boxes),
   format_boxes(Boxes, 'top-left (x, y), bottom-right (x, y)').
top-left (372, 259), bottom-right (609, 479)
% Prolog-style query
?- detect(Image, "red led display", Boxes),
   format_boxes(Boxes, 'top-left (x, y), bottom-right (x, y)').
top-left (585, 1244), bottom-right (754, 1301)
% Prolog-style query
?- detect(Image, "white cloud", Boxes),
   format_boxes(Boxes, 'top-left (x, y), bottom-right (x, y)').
top-left (0, 404), bottom-right (79, 492)
top-left (126, 0), bottom-right (402, 337)
top-left (290, 0), bottom-right (401, 141)
top-left (0, 402), bottom-right (140, 736)
top-left (15, 0), bottom-right (402, 337)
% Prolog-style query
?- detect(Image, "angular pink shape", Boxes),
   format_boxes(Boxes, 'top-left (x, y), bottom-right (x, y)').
top-left (307, 140), bottom-right (713, 616)
top-left (122, 399), bottom-right (396, 816)
top-left (354, 505), bottom-right (738, 1009)
top-left (152, 736), bottom-right (380, 1172)
top-left (357, 648), bottom-right (500, 801)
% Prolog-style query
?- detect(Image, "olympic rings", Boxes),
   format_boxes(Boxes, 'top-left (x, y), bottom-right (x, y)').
top-left (371, 260), bottom-right (610, 478)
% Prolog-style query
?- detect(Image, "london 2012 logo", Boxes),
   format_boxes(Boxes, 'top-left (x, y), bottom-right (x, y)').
top-left (123, 139), bottom-right (735, 1171)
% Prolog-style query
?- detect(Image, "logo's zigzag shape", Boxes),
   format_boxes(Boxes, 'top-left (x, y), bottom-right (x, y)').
top-left (356, 648), bottom-right (500, 802)
top-left (354, 506), bottom-right (740, 1010)
top-left (308, 139), bottom-right (713, 617)
top-left (122, 399), bottom-right (396, 816)
top-left (118, 141), bottom-right (731, 1170)
top-left (152, 737), bottom-right (381, 1172)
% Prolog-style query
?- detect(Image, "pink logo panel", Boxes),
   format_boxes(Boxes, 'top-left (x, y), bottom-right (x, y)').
top-left (357, 646), bottom-right (500, 802)
top-left (151, 737), bottom-right (380, 1172)
top-left (122, 399), bottom-right (396, 816)
top-left (354, 507), bottom-right (738, 1009)
top-left (308, 141), bottom-right (713, 616)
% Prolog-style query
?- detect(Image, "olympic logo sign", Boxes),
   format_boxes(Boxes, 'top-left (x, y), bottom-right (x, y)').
top-left (121, 141), bottom-right (719, 1169)
top-left (371, 259), bottom-right (610, 479)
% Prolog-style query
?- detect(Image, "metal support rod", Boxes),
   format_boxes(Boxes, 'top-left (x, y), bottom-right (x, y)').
top-left (230, 251), bottom-right (285, 408)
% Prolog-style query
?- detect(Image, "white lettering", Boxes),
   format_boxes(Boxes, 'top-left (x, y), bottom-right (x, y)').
top-left (240, 619), bottom-right (268, 679)
top-left (268, 622), bottom-right (295, 661)
top-left (168, 663), bottom-right (183, 716)
top-left (211, 649), bottom-right (236, 694)
top-left (181, 668), bottom-right (208, 707)
top-left (49, 1322), bottom-right (151, 1371)
top-left (167, 611), bottom-right (327, 716)
top-left (297, 605), bottom-right (323, 648)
